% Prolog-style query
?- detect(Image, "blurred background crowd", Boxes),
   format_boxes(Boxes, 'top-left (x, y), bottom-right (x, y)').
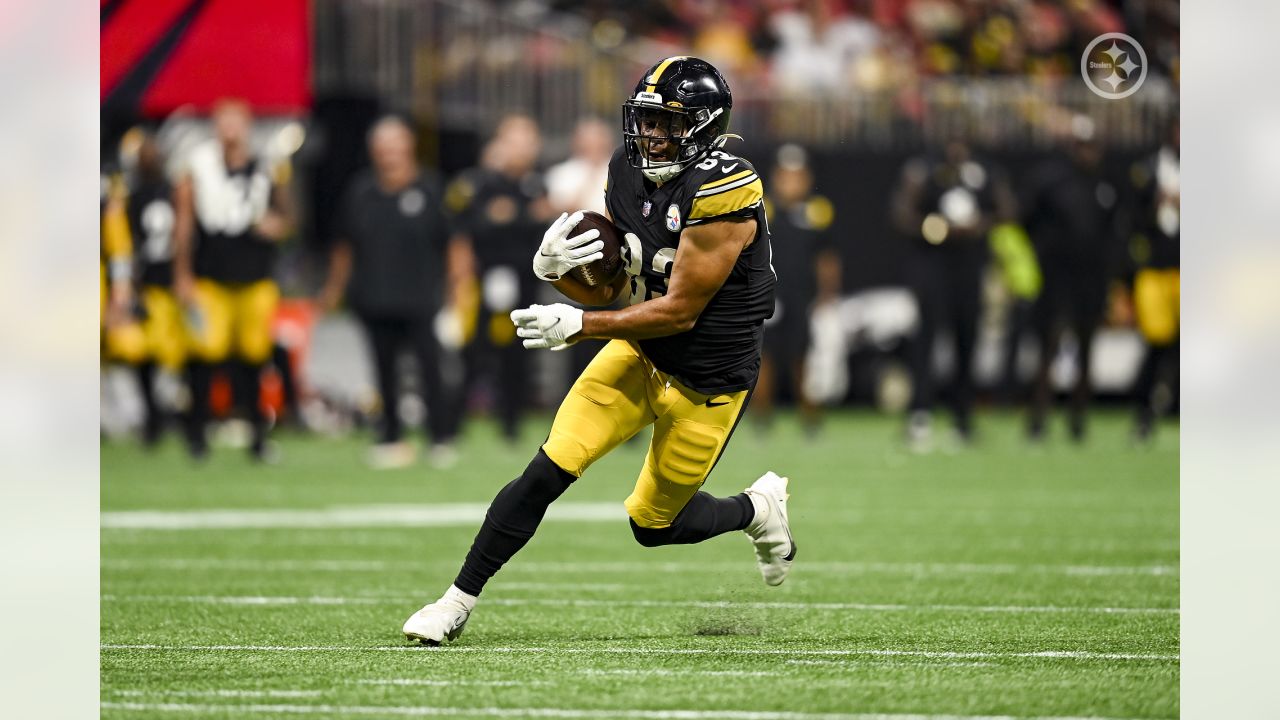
top-left (99, 0), bottom-right (1178, 466)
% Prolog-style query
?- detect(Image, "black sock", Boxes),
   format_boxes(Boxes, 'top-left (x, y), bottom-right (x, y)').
top-left (137, 362), bottom-right (160, 443)
top-left (453, 449), bottom-right (576, 596)
top-left (184, 362), bottom-right (212, 454)
top-left (630, 492), bottom-right (755, 547)
top-left (231, 361), bottom-right (268, 449)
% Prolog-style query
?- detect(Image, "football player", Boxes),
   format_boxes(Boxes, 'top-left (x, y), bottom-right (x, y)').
top-left (101, 167), bottom-right (144, 365)
top-left (124, 130), bottom-right (186, 446)
top-left (403, 57), bottom-right (794, 645)
top-left (173, 98), bottom-right (294, 460)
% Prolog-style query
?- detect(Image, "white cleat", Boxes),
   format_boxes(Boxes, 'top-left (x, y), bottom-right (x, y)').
top-left (742, 471), bottom-right (796, 586)
top-left (402, 585), bottom-right (476, 646)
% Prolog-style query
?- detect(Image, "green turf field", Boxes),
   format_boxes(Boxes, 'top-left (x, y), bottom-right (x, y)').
top-left (101, 411), bottom-right (1179, 720)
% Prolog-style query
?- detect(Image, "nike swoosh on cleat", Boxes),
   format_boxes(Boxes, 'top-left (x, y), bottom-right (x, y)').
top-left (707, 400), bottom-right (731, 407)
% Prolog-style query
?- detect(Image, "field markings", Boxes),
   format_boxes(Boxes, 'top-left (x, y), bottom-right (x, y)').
top-left (100, 557), bottom-right (1179, 577)
top-left (98, 701), bottom-right (1171, 719)
top-left (100, 503), bottom-right (625, 530)
top-left (786, 659), bottom-right (996, 669)
top-left (100, 594), bottom-right (1179, 616)
top-left (101, 644), bottom-right (1178, 662)
top-left (109, 690), bottom-right (323, 699)
top-left (357, 679), bottom-right (546, 687)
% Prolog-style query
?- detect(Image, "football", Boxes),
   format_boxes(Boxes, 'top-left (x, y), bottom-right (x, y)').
top-left (569, 211), bottom-right (626, 287)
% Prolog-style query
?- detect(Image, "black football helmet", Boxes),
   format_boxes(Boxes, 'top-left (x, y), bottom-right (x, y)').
top-left (623, 56), bottom-right (734, 183)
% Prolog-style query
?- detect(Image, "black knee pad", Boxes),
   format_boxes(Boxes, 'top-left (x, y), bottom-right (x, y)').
top-left (519, 449), bottom-right (576, 501)
top-left (499, 445), bottom-right (576, 507)
top-left (629, 518), bottom-right (677, 548)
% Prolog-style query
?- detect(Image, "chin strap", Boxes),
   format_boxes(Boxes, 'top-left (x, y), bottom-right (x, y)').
top-left (714, 133), bottom-right (744, 148)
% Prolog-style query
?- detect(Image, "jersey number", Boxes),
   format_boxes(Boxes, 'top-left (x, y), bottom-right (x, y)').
top-left (624, 232), bottom-right (677, 305)
top-left (140, 200), bottom-right (175, 262)
top-left (695, 150), bottom-right (734, 171)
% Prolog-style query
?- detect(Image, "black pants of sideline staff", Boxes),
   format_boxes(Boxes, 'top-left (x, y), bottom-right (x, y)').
top-left (906, 248), bottom-right (983, 437)
top-left (358, 313), bottom-right (461, 446)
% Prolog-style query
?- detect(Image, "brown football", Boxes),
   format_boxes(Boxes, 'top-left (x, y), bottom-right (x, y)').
top-left (568, 211), bottom-right (626, 287)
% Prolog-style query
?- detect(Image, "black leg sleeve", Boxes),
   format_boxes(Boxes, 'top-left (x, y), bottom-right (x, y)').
top-left (630, 492), bottom-right (755, 547)
top-left (184, 361), bottom-right (212, 456)
top-left (452, 449), bottom-right (577, 596)
top-left (137, 361), bottom-right (160, 444)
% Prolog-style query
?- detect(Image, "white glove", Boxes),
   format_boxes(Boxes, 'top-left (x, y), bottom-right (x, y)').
top-left (511, 303), bottom-right (584, 351)
top-left (533, 211), bottom-right (604, 281)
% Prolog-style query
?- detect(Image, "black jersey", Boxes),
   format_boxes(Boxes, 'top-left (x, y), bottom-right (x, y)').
top-left (188, 140), bottom-right (277, 284)
top-left (447, 167), bottom-right (548, 310)
top-left (127, 177), bottom-right (176, 288)
top-left (336, 169), bottom-right (452, 316)
top-left (605, 146), bottom-right (776, 394)
top-left (1126, 147), bottom-right (1180, 271)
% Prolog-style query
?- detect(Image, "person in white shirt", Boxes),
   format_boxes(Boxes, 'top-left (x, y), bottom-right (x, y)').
top-left (545, 117), bottom-right (612, 216)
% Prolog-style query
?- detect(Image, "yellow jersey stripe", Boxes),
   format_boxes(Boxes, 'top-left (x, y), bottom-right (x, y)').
top-left (697, 168), bottom-right (755, 191)
top-left (689, 179), bottom-right (764, 220)
top-left (644, 56), bottom-right (687, 93)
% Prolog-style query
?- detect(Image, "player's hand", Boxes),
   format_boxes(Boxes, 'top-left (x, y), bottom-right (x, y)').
top-left (533, 211), bottom-right (603, 282)
top-left (255, 212), bottom-right (291, 242)
top-left (511, 303), bottom-right (584, 351)
top-left (174, 270), bottom-right (196, 307)
top-left (106, 283), bottom-right (133, 327)
top-left (315, 284), bottom-right (343, 314)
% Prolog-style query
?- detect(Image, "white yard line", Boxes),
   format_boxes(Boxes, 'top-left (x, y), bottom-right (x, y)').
top-left (579, 669), bottom-right (780, 677)
top-left (98, 701), bottom-right (1168, 720)
top-left (100, 503), bottom-right (625, 530)
top-left (100, 594), bottom-right (1179, 616)
top-left (356, 680), bottom-right (546, 687)
top-left (109, 690), bottom-right (323, 699)
top-left (100, 558), bottom-right (1179, 577)
top-left (785, 659), bottom-right (996, 669)
top-left (100, 644), bottom-right (1178, 662)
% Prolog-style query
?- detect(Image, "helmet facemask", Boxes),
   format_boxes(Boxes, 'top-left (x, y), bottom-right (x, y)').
top-left (623, 100), bottom-right (721, 183)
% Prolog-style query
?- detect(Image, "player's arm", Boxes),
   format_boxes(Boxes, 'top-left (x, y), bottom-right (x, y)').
top-left (102, 184), bottom-right (134, 322)
top-left (446, 233), bottom-right (476, 310)
top-left (172, 175), bottom-right (197, 304)
top-left (255, 164), bottom-right (296, 242)
top-left (317, 239), bottom-right (352, 312)
top-left (578, 218), bottom-right (754, 340)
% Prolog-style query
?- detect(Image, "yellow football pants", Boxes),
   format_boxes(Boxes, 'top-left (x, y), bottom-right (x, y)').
top-left (103, 320), bottom-right (148, 365)
top-left (1134, 268), bottom-right (1180, 346)
top-left (101, 287), bottom-right (187, 369)
top-left (542, 339), bottom-right (750, 529)
top-left (141, 286), bottom-right (187, 370)
top-left (186, 279), bottom-right (279, 364)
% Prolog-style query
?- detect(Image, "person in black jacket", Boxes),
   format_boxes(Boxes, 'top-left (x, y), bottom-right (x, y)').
top-left (892, 141), bottom-right (1013, 450)
top-left (1021, 117), bottom-right (1122, 442)
top-left (445, 115), bottom-right (555, 443)
top-left (320, 116), bottom-right (464, 469)
top-left (1124, 120), bottom-right (1180, 441)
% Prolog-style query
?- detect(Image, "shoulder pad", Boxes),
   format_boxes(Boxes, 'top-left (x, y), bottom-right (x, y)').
top-left (688, 156), bottom-right (763, 223)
